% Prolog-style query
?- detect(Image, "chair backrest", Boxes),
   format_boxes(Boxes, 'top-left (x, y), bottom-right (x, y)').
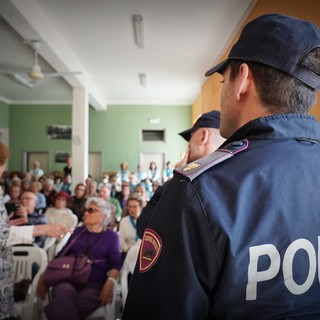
top-left (43, 237), bottom-right (56, 261)
top-left (54, 232), bottom-right (71, 256)
top-left (43, 232), bottom-right (72, 261)
top-left (12, 245), bottom-right (48, 320)
top-left (120, 244), bottom-right (140, 308)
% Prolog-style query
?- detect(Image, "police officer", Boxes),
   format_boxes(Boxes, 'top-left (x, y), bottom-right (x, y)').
top-left (137, 110), bottom-right (225, 238)
top-left (123, 14), bottom-right (320, 319)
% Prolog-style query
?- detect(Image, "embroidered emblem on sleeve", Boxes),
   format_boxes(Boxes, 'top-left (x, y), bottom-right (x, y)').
top-left (139, 228), bottom-right (162, 273)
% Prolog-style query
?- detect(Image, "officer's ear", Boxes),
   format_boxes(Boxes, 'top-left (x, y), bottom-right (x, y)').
top-left (236, 63), bottom-right (251, 101)
top-left (200, 128), bottom-right (210, 144)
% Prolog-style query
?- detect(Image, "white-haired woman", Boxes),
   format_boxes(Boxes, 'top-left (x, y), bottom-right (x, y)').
top-left (40, 197), bottom-right (121, 320)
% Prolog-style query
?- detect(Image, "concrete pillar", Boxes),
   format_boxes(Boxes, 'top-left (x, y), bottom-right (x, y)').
top-left (71, 87), bottom-right (89, 189)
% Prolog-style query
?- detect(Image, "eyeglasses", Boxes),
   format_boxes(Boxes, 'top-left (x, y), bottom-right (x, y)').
top-left (84, 207), bottom-right (100, 214)
top-left (128, 205), bottom-right (140, 209)
top-left (76, 188), bottom-right (86, 192)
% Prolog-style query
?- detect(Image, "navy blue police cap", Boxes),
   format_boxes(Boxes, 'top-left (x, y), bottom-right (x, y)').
top-left (205, 14), bottom-right (320, 90)
top-left (178, 110), bottom-right (220, 142)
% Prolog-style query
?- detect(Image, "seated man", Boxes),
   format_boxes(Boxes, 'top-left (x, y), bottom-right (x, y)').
top-left (11, 191), bottom-right (48, 247)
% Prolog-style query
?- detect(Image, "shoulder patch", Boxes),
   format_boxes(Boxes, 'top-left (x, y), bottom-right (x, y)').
top-left (139, 228), bottom-right (163, 273)
top-left (174, 139), bottom-right (249, 181)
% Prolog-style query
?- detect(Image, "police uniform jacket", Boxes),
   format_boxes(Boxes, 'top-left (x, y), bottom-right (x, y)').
top-left (123, 114), bottom-right (320, 320)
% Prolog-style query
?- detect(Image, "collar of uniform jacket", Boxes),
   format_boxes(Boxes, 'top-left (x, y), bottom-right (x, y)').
top-left (220, 113), bottom-right (320, 148)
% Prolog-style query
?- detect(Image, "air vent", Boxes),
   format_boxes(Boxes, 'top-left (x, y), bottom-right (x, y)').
top-left (142, 130), bottom-right (165, 142)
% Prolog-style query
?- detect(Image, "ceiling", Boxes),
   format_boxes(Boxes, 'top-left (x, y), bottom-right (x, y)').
top-left (0, 0), bottom-right (257, 111)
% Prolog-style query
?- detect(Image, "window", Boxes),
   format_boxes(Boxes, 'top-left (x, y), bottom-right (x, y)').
top-left (142, 130), bottom-right (165, 142)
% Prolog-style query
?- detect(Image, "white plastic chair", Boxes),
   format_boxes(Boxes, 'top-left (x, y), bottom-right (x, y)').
top-left (120, 244), bottom-right (140, 308)
top-left (54, 232), bottom-right (72, 256)
top-left (12, 245), bottom-right (48, 320)
top-left (43, 237), bottom-right (56, 261)
top-left (43, 232), bottom-right (72, 261)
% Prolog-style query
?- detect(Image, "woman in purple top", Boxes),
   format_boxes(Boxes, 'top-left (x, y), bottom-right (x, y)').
top-left (41, 197), bottom-right (122, 320)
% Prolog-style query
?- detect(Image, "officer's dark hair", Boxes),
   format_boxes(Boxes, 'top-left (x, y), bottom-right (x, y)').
top-left (228, 47), bottom-right (320, 114)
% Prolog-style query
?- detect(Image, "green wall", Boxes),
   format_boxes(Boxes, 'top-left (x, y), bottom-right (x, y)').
top-left (0, 100), bottom-right (10, 127)
top-left (8, 104), bottom-right (191, 174)
top-left (9, 105), bottom-right (72, 172)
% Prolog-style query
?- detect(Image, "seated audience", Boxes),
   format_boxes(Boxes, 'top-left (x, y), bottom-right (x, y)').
top-left (6, 171), bottom-right (21, 191)
top-left (86, 180), bottom-right (98, 197)
top-left (38, 174), bottom-right (48, 189)
top-left (117, 161), bottom-right (130, 183)
top-left (39, 197), bottom-right (122, 320)
top-left (53, 175), bottom-right (63, 192)
top-left (116, 182), bottom-right (131, 218)
top-left (149, 180), bottom-right (160, 199)
top-left (69, 183), bottom-right (87, 223)
top-left (134, 183), bottom-right (149, 208)
top-left (60, 174), bottom-right (72, 195)
top-left (119, 193), bottom-right (143, 262)
top-left (45, 192), bottom-right (78, 230)
top-left (21, 171), bottom-right (32, 183)
top-left (136, 164), bottom-right (147, 183)
top-left (9, 170), bottom-right (21, 184)
top-left (6, 183), bottom-right (22, 204)
top-left (98, 185), bottom-right (121, 229)
top-left (108, 174), bottom-right (121, 198)
top-left (85, 175), bottom-right (93, 187)
top-left (29, 161), bottom-right (44, 180)
top-left (41, 178), bottom-right (57, 208)
top-left (128, 173), bottom-right (138, 193)
top-left (21, 178), bottom-right (32, 192)
top-left (98, 173), bottom-right (109, 190)
top-left (31, 181), bottom-right (47, 212)
top-left (147, 161), bottom-right (161, 184)
top-left (11, 191), bottom-right (48, 247)
top-left (163, 160), bottom-right (174, 183)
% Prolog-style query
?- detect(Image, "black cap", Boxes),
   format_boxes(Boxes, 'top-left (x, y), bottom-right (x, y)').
top-left (205, 14), bottom-right (320, 89)
top-left (178, 110), bottom-right (220, 142)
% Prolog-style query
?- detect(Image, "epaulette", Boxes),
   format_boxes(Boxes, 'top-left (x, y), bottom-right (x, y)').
top-left (174, 139), bottom-right (249, 181)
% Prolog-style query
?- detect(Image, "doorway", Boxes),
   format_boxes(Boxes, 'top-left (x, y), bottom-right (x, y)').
top-left (24, 151), bottom-right (49, 174)
top-left (139, 152), bottom-right (165, 180)
top-left (89, 152), bottom-right (102, 182)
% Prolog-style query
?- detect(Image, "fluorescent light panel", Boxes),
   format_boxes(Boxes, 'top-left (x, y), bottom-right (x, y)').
top-left (133, 14), bottom-right (144, 48)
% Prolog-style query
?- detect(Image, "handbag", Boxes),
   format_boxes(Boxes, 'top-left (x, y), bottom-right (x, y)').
top-left (44, 253), bottom-right (92, 287)
top-left (44, 229), bottom-right (103, 287)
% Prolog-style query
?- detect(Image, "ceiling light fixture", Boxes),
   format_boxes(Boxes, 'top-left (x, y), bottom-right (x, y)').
top-left (139, 73), bottom-right (147, 88)
top-left (133, 14), bottom-right (144, 48)
top-left (148, 117), bottom-right (160, 124)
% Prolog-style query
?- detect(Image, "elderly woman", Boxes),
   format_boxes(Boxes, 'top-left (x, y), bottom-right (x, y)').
top-left (45, 191), bottom-right (78, 230)
top-left (42, 197), bottom-right (121, 320)
top-left (119, 193), bottom-right (143, 262)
